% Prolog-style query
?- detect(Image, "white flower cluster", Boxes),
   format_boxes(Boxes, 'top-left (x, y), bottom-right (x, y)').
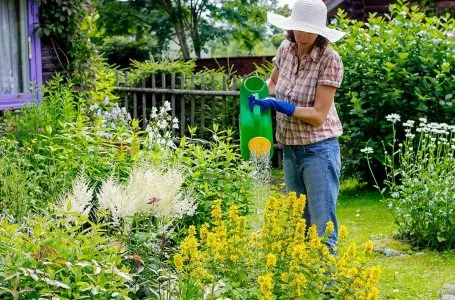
top-left (59, 165), bottom-right (197, 232)
top-left (145, 101), bottom-right (179, 149)
top-left (386, 113), bottom-right (401, 123)
top-left (58, 173), bottom-right (93, 216)
top-left (97, 164), bottom-right (197, 231)
top-left (360, 147), bottom-right (374, 154)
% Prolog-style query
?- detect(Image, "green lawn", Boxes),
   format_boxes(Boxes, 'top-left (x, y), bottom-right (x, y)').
top-left (271, 169), bottom-right (455, 300)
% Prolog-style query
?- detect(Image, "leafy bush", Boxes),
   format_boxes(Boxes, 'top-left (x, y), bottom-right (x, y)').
top-left (0, 211), bottom-right (132, 299)
top-left (333, 1), bottom-right (455, 179)
top-left (174, 193), bottom-right (381, 299)
top-left (363, 116), bottom-right (455, 250)
top-left (170, 125), bottom-right (254, 229)
top-left (0, 143), bottom-right (40, 218)
top-left (100, 36), bottom-right (161, 68)
top-left (0, 76), bottom-right (140, 208)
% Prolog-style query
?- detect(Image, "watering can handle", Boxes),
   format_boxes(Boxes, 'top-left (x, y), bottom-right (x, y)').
top-left (252, 93), bottom-right (261, 132)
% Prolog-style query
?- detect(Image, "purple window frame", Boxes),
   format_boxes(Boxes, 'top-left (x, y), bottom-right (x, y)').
top-left (0, 0), bottom-right (42, 111)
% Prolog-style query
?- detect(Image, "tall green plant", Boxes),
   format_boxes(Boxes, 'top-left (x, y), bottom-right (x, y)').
top-left (333, 1), bottom-right (455, 179)
top-left (363, 116), bottom-right (455, 250)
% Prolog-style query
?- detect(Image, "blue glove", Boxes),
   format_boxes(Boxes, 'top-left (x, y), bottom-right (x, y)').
top-left (248, 95), bottom-right (295, 117)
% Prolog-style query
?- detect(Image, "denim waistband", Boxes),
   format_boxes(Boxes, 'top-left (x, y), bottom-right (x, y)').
top-left (283, 137), bottom-right (338, 149)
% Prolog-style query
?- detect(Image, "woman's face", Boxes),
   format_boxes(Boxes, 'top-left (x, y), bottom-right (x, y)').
top-left (293, 30), bottom-right (318, 46)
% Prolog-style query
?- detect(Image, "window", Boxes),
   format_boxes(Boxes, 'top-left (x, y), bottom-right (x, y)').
top-left (0, 0), bottom-right (42, 110)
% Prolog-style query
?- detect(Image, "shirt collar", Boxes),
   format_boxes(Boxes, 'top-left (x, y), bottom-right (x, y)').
top-left (291, 42), bottom-right (322, 63)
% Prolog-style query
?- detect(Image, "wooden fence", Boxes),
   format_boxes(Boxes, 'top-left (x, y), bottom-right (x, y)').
top-left (113, 71), bottom-right (283, 166)
top-left (114, 71), bottom-right (241, 136)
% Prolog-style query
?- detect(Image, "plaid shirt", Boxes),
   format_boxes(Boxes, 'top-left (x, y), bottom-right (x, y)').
top-left (273, 39), bottom-right (344, 146)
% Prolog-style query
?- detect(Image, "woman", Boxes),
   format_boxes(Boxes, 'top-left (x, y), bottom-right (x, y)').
top-left (249, 0), bottom-right (346, 252)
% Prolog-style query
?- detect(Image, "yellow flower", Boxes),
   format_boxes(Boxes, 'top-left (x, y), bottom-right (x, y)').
top-left (339, 224), bottom-right (349, 240)
top-left (174, 253), bottom-right (184, 272)
top-left (258, 273), bottom-right (274, 294)
top-left (325, 221), bottom-right (335, 236)
top-left (266, 253), bottom-right (277, 268)
top-left (211, 200), bottom-right (223, 222)
top-left (342, 267), bottom-right (359, 278)
top-left (292, 273), bottom-right (307, 296)
top-left (280, 272), bottom-right (289, 282)
top-left (307, 225), bottom-right (321, 248)
top-left (367, 287), bottom-right (379, 300)
top-left (291, 243), bottom-right (308, 261)
top-left (364, 240), bottom-right (374, 256)
top-left (294, 273), bottom-right (307, 286)
top-left (230, 255), bottom-right (239, 262)
top-left (228, 204), bottom-right (239, 222)
top-left (199, 223), bottom-right (209, 240)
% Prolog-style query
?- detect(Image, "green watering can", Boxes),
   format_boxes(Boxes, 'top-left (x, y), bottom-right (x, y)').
top-left (239, 76), bottom-right (274, 160)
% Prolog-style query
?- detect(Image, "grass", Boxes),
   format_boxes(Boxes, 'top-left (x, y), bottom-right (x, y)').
top-left (271, 169), bottom-right (455, 300)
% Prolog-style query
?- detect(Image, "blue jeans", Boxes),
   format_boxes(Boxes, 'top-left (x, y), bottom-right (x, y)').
top-left (283, 138), bottom-right (341, 250)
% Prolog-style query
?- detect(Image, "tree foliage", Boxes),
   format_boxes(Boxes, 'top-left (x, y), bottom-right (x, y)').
top-left (96, 0), bottom-right (278, 59)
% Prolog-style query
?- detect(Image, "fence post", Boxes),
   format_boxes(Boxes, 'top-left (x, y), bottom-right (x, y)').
top-left (171, 73), bottom-right (176, 135)
top-left (151, 73), bottom-right (156, 108)
top-left (161, 73), bottom-right (166, 107)
top-left (222, 75), bottom-right (227, 127)
top-left (124, 71), bottom-right (129, 111)
top-left (190, 74), bottom-right (195, 126)
top-left (180, 72), bottom-right (186, 137)
top-left (142, 79), bottom-right (147, 129)
top-left (232, 75), bottom-right (237, 127)
top-left (211, 74), bottom-right (216, 122)
top-left (201, 74), bottom-right (205, 129)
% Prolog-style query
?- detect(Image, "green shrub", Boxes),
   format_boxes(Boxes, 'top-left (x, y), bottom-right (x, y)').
top-left (100, 36), bottom-right (160, 68)
top-left (333, 1), bottom-right (455, 179)
top-left (0, 76), bottom-right (139, 208)
top-left (0, 211), bottom-right (132, 299)
top-left (168, 124), bottom-right (254, 230)
top-left (363, 116), bottom-right (455, 250)
top-left (0, 143), bottom-right (39, 218)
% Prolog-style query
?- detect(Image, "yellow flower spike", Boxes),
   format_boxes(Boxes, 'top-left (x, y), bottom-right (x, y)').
top-left (321, 244), bottom-right (330, 256)
top-left (345, 243), bottom-right (357, 258)
top-left (188, 225), bottom-right (197, 236)
top-left (228, 204), bottom-right (239, 222)
top-left (280, 272), bottom-right (289, 282)
top-left (288, 191), bottom-right (297, 201)
top-left (325, 221), bottom-right (335, 236)
top-left (174, 253), bottom-right (184, 272)
top-left (339, 224), bottom-right (349, 240)
top-left (307, 225), bottom-right (321, 248)
top-left (199, 223), bottom-right (209, 240)
top-left (367, 286), bottom-right (379, 300)
top-left (364, 240), bottom-right (374, 256)
top-left (211, 199), bottom-right (223, 223)
top-left (230, 254), bottom-right (239, 262)
top-left (258, 273), bottom-right (274, 294)
top-left (266, 253), bottom-right (277, 268)
top-left (345, 267), bottom-right (359, 278)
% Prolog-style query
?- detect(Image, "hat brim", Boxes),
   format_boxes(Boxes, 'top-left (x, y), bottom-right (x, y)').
top-left (267, 12), bottom-right (346, 43)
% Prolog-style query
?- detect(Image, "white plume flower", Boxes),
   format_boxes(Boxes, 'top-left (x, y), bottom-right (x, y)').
top-left (97, 164), bottom-right (197, 232)
top-left (58, 173), bottom-right (93, 216)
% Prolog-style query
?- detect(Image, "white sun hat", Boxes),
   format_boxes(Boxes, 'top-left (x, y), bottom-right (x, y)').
top-left (267, 0), bottom-right (346, 43)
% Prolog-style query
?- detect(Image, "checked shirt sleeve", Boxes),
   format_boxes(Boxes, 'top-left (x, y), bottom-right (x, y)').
top-left (317, 51), bottom-right (344, 88)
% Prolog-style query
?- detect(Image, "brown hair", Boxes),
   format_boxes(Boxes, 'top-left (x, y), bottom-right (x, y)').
top-left (286, 30), bottom-right (328, 49)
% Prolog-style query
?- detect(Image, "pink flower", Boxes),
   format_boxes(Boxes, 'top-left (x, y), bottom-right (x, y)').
top-left (147, 197), bottom-right (161, 204)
